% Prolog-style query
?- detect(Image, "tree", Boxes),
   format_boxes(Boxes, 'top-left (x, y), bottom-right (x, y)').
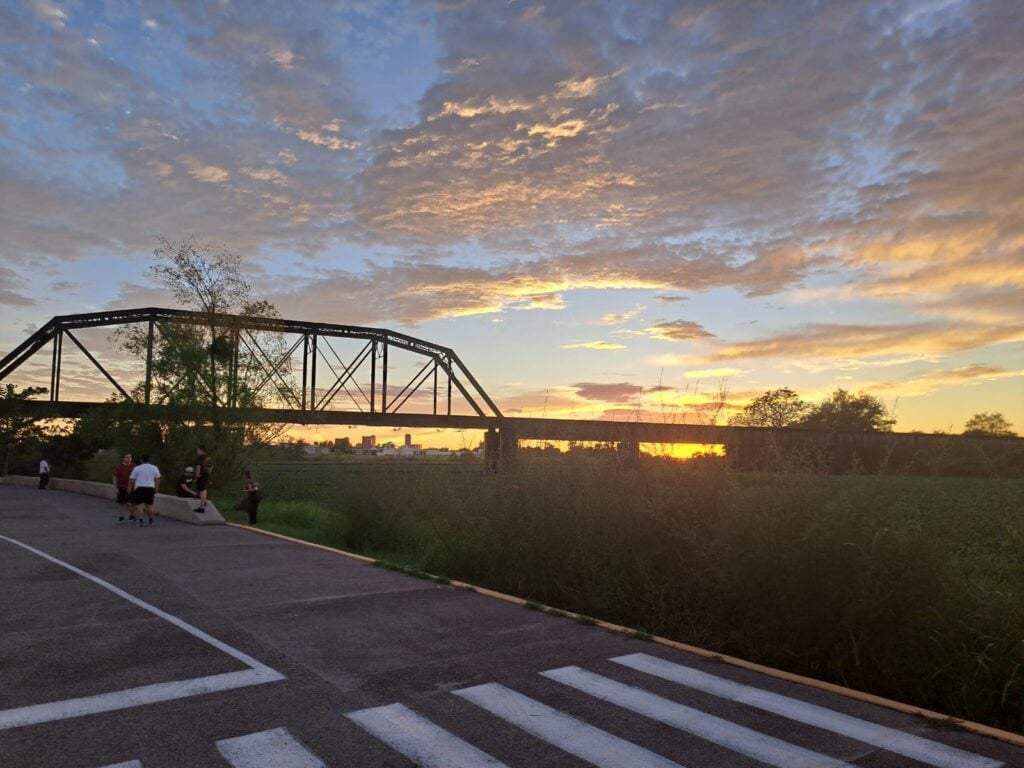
top-left (729, 388), bottom-right (809, 428)
top-left (0, 384), bottom-right (47, 476)
top-left (963, 412), bottom-right (1016, 437)
top-left (113, 237), bottom-right (291, 478)
top-left (798, 389), bottom-right (895, 432)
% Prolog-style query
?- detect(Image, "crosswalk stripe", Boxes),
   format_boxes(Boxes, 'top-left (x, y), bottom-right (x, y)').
top-left (454, 682), bottom-right (684, 768)
top-left (544, 665), bottom-right (851, 768)
top-left (347, 702), bottom-right (509, 767)
top-left (216, 727), bottom-right (325, 768)
top-left (613, 653), bottom-right (1004, 768)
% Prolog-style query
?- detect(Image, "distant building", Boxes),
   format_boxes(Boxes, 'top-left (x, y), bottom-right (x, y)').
top-left (302, 444), bottom-right (330, 456)
top-left (360, 435), bottom-right (376, 449)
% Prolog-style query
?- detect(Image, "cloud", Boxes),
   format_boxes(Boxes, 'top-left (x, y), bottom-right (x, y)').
top-left (562, 341), bottom-right (626, 350)
top-left (867, 364), bottom-right (1024, 398)
top-left (572, 382), bottom-right (644, 403)
top-left (684, 368), bottom-right (744, 379)
top-left (2, 0), bottom-right (1023, 381)
top-left (645, 320), bottom-right (714, 342)
top-left (704, 322), bottom-right (1024, 364)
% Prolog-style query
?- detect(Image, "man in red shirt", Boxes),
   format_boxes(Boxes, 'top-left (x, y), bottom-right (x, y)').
top-left (113, 453), bottom-right (136, 524)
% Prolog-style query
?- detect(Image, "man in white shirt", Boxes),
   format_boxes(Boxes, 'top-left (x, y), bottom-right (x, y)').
top-left (38, 456), bottom-right (50, 490)
top-left (128, 454), bottom-right (161, 527)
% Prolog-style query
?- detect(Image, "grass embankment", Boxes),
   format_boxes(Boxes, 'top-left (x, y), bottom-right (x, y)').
top-left (213, 458), bottom-right (1024, 733)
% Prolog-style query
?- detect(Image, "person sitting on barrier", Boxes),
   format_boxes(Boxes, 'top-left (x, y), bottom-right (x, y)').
top-left (114, 453), bottom-right (136, 524)
top-left (176, 466), bottom-right (199, 500)
top-left (128, 454), bottom-right (160, 527)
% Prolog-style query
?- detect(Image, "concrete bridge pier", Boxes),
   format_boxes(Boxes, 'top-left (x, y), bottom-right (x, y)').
top-left (484, 425), bottom-right (519, 474)
top-left (617, 440), bottom-right (641, 469)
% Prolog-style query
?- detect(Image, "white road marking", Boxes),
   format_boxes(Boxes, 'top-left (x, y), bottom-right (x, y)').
top-left (0, 534), bottom-right (285, 730)
top-left (454, 683), bottom-right (684, 768)
top-left (348, 702), bottom-right (509, 767)
top-left (544, 665), bottom-right (851, 768)
top-left (613, 653), bottom-right (1004, 768)
top-left (98, 762), bottom-right (143, 768)
top-left (217, 727), bottom-right (325, 767)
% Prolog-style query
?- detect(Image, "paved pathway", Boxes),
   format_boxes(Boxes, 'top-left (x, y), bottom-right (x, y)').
top-left (1, 485), bottom-right (1021, 767)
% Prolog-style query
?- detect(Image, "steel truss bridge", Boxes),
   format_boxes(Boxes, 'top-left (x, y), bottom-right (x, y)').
top-left (1, 308), bottom-right (1018, 471)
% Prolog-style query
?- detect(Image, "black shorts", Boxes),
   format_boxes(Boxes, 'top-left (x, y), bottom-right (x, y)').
top-left (116, 487), bottom-right (130, 504)
top-left (195, 476), bottom-right (209, 492)
top-left (132, 487), bottom-right (155, 505)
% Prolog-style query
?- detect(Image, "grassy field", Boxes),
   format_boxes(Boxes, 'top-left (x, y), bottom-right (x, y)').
top-left (211, 456), bottom-right (1024, 733)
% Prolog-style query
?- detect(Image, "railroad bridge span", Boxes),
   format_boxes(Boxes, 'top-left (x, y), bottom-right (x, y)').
top-left (1, 308), bottom-right (1018, 472)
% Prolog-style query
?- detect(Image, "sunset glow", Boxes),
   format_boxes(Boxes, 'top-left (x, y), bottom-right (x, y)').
top-left (1, 1), bottom-right (1022, 445)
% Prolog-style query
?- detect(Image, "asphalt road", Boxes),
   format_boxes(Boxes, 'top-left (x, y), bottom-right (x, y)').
top-left (1, 484), bottom-right (1021, 768)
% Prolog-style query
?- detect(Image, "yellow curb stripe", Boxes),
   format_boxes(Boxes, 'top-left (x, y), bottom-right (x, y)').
top-left (227, 523), bottom-right (1024, 748)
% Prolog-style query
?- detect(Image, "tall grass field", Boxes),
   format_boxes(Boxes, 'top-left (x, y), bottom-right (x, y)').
top-left (212, 456), bottom-right (1024, 733)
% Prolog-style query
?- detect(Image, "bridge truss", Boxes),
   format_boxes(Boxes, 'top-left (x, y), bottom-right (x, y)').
top-left (0, 308), bottom-right (503, 424)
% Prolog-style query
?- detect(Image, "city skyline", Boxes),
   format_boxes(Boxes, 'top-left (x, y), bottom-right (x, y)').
top-left (2, 1), bottom-right (1022, 448)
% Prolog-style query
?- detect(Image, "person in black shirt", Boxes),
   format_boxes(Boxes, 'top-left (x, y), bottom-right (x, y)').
top-left (177, 467), bottom-right (198, 499)
top-left (195, 445), bottom-right (213, 512)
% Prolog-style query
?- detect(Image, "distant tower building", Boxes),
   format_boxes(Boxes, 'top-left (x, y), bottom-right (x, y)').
top-left (405, 433), bottom-right (412, 447)
top-left (361, 435), bottom-right (376, 449)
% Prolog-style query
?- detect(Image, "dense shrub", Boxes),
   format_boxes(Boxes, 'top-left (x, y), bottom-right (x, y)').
top-left (220, 457), bottom-right (1024, 732)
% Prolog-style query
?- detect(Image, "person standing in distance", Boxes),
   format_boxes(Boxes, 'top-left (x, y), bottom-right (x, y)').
top-left (38, 455), bottom-right (50, 490)
top-left (241, 469), bottom-right (261, 525)
top-left (128, 454), bottom-right (160, 526)
top-left (195, 445), bottom-right (213, 513)
top-left (113, 452), bottom-right (136, 523)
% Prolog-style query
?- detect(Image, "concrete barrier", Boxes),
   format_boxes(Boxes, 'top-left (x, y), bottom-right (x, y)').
top-left (0, 476), bottom-right (225, 525)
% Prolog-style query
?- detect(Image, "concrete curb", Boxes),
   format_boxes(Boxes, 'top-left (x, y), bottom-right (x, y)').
top-left (228, 521), bottom-right (1024, 747)
top-left (1, 475), bottom-right (226, 525)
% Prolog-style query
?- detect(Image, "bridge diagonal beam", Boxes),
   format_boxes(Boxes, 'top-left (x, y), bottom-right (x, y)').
top-left (317, 336), bottom-right (370, 411)
top-left (387, 359), bottom-right (439, 415)
top-left (315, 339), bottom-right (372, 412)
top-left (435, 353), bottom-right (487, 418)
top-left (63, 330), bottom-right (134, 402)
top-left (242, 331), bottom-right (304, 410)
top-left (0, 320), bottom-right (59, 382)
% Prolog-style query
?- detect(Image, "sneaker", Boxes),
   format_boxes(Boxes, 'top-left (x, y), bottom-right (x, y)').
top-left (128, 515), bottom-right (137, 522)
top-left (194, 507), bottom-right (205, 513)
top-left (148, 518), bottom-right (153, 526)
top-left (138, 518), bottom-right (144, 527)
top-left (117, 517), bottom-right (125, 524)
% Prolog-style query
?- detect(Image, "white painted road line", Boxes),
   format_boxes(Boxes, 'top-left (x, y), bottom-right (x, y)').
top-left (216, 727), bottom-right (325, 768)
top-left (544, 665), bottom-right (852, 768)
top-left (0, 534), bottom-right (285, 729)
top-left (98, 762), bottom-right (143, 768)
top-left (454, 683), bottom-right (684, 768)
top-left (348, 702), bottom-right (509, 767)
top-left (613, 653), bottom-right (1004, 768)
top-left (0, 668), bottom-right (283, 730)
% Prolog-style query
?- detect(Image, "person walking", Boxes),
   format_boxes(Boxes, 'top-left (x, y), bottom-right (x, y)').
top-left (195, 445), bottom-right (213, 513)
top-left (128, 454), bottom-right (160, 527)
top-left (176, 466), bottom-right (199, 499)
top-left (241, 469), bottom-right (262, 525)
top-left (113, 452), bottom-right (136, 523)
top-left (38, 456), bottom-right (50, 490)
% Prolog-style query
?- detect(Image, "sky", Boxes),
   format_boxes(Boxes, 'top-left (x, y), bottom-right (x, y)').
top-left (1, 0), bottom-right (1022, 447)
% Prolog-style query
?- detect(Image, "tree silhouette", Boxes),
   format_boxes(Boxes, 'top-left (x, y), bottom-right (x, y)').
top-left (963, 412), bottom-right (1016, 437)
top-left (799, 389), bottom-right (895, 432)
top-left (729, 388), bottom-right (809, 428)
